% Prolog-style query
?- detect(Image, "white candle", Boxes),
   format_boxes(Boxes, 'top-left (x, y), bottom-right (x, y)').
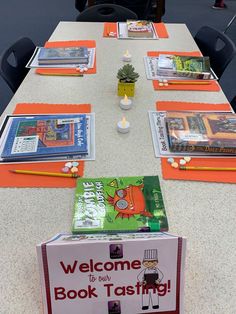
top-left (119, 94), bottom-right (132, 110)
top-left (117, 117), bottom-right (130, 133)
top-left (122, 50), bottom-right (132, 62)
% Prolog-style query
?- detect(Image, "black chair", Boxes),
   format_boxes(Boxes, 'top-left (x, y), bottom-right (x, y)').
top-left (76, 3), bottom-right (138, 22)
top-left (116, 0), bottom-right (165, 21)
top-left (230, 95), bottom-right (236, 113)
top-left (75, 0), bottom-right (165, 21)
top-left (0, 37), bottom-right (36, 93)
top-left (194, 26), bottom-right (236, 79)
top-left (75, 0), bottom-right (87, 12)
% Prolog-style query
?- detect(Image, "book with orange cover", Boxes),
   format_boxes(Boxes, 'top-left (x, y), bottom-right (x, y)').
top-left (166, 111), bottom-right (236, 154)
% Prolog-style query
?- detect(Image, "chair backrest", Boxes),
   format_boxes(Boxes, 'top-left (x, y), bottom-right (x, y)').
top-left (78, 0), bottom-right (165, 21)
top-left (0, 37), bottom-right (36, 93)
top-left (194, 26), bottom-right (236, 79)
top-left (230, 95), bottom-right (236, 113)
top-left (75, 0), bottom-right (87, 12)
top-left (76, 3), bottom-right (138, 22)
top-left (109, 0), bottom-right (152, 20)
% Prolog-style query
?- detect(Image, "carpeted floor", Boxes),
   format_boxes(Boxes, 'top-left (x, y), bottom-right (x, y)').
top-left (0, 0), bottom-right (235, 114)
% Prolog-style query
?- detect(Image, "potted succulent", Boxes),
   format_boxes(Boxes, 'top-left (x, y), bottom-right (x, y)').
top-left (117, 64), bottom-right (139, 97)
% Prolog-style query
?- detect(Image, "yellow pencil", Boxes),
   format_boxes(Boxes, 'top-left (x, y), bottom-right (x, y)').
top-left (179, 166), bottom-right (236, 171)
top-left (168, 81), bottom-right (211, 85)
top-left (38, 73), bottom-right (84, 77)
top-left (10, 169), bottom-right (79, 178)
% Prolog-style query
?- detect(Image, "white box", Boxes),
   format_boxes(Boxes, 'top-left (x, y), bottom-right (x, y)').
top-left (37, 232), bottom-right (186, 314)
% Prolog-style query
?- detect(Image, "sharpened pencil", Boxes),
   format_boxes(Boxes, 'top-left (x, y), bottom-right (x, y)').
top-left (179, 166), bottom-right (236, 171)
top-left (38, 73), bottom-right (84, 77)
top-left (167, 81), bottom-right (211, 85)
top-left (10, 170), bottom-right (79, 178)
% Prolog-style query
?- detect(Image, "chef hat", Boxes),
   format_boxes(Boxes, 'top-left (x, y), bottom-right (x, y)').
top-left (143, 249), bottom-right (158, 261)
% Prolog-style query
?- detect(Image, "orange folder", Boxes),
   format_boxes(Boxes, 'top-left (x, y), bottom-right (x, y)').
top-left (103, 22), bottom-right (169, 38)
top-left (157, 101), bottom-right (236, 183)
top-left (0, 103), bottom-right (91, 188)
top-left (36, 40), bottom-right (96, 76)
top-left (148, 51), bottom-right (220, 92)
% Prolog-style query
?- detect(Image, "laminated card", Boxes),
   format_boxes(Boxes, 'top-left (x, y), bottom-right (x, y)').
top-left (37, 232), bottom-right (186, 314)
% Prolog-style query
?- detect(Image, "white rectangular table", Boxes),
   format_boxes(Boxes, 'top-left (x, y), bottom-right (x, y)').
top-left (0, 22), bottom-right (235, 314)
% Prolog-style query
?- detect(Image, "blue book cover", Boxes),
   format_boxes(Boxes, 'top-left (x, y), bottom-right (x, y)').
top-left (1, 114), bottom-right (88, 160)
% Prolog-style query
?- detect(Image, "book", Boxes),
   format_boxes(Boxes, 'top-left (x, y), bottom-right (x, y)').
top-left (165, 111), bottom-right (236, 154)
top-left (37, 47), bottom-right (89, 65)
top-left (157, 54), bottom-right (212, 79)
top-left (72, 176), bottom-right (168, 234)
top-left (127, 20), bottom-right (154, 38)
top-left (37, 232), bottom-right (186, 314)
top-left (0, 114), bottom-right (88, 161)
top-left (148, 110), bottom-right (230, 158)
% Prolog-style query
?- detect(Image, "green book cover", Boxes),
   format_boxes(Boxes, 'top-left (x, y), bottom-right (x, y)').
top-left (158, 54), bottom-right (212, 79)
top-left (72, 176), bottom-right (168, 233)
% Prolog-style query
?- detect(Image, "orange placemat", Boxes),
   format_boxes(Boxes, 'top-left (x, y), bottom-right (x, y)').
top-left (103, 23), bottom-right (117, 37)
top-left (153, 22), bottom-right (169, 38)
top-left (156, 101), bottom-right (232, 112)
top-left (36, 41), bottom-right (96, 75)
top-left (0, 103), bottom-right (91, 188)
top-left (103, 22), bottom-right (168, 38)
top-left (161, 157), bottom-right (236, 183)
top-left (159, 102), bottom-right (236, 183)
top-left (148, 51), bottom-right (220, 92)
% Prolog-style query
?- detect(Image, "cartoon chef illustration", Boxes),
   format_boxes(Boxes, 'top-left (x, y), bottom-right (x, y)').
top-left (137, 249), bottom-right (164, 311)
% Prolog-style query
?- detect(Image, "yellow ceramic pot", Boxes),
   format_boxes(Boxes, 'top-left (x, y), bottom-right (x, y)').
top-left (117, 81), bottom-right (135, 97)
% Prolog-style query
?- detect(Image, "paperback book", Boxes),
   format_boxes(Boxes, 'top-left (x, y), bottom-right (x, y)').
top-left (38, 46), bottom-right (89, 65)
top-left (143, 57), bottom-right (217, 81)
top-left (72, 176), bottom-right (168, 234)
top-left (37, 232), bottom-right (186, 314)
top-left (127, 20), bottom-right (154, 38)
top-left (166, 111), bottom-right (236, 154)
top-left (148, 111), bottom-right (232, 158)
top-left (27, 47), bottom-right (95, 69)
top-left (117, 20), bottom-right (158, 40)
top-left (0, 114), bottom-right (88, 161)
top-left (157, 54), bottom-right (212, 80)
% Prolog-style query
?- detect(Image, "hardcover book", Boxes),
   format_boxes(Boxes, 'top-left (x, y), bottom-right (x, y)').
top-left (72, 176), bottom-right (168, 234)
top-left (37, 232), bottom-right (186, 314)
top-left (127, 20), bottom-right (154, 38)
top-left (165, 111), bottom-right (236, 154)
top-left (38, 47), bottom-right (89, 65)
top-left (157, 54), bottom-right (212, 79)
top-left (0, 114), bottom-right (88, 161)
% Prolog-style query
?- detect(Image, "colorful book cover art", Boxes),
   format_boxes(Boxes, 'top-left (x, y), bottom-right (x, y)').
top-left (1, 114), bottom-right (88, 160)
top-left (157, 55), bottom-right (211, 79)
top-left (127, 20), bottom-right (153, 38)
top-left (72, 176), bottom-right (168, 233)
top-left (166, 111), bottom-right (236, 154)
